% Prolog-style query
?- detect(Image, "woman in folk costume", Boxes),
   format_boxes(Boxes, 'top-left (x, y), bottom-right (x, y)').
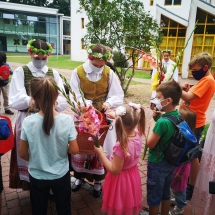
top-left (70, 43), bottom-right (124, 197)
top-left (9, 39), bottom-right (67, 190)
top-left (150, 50), bottom-right (178, 110)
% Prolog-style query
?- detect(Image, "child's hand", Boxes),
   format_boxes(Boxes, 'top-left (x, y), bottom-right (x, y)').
top-left (94, 145), bottom-right (104, 156)
top-left (175, 173), bottom-right (182, 181)
top-left (152, 107), bottom-right (162, 118)
top-left (105, 109), bottom-right (115, 119)
top-left (182, 83), bottom-right (190, 92)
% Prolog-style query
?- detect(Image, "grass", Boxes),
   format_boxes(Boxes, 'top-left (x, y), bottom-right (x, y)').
top-left (7, 54), bottom-right (84, 70)
top-left (7, 53), bottom-right (151, 79)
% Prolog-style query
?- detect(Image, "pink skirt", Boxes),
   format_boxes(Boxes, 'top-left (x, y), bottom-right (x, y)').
top-left (102, 165), bottom-right (142, 215)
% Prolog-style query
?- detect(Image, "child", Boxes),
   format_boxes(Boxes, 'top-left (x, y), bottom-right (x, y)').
top-left (147, 80), bottom-right (182, 215)
top-left (0, 52), bottom-right (14, 115)
top-left (94, 103), bottom-right (145, 215)
top-left (150, 50), bottom-right (178, 110)
top-left (70, 43), bottom-right (123, 197)
top-left (18, 77), bottom-right (79, 215)
top-left (181, 52), bottom-right (215, 200)
top-left (169, 108), bottom-right (196, 215)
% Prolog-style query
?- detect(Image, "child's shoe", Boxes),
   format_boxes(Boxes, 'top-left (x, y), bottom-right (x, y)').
top-left (169, 206), bottom-right (184, 215)
top-left (170, 198), bottom-right (176, 206)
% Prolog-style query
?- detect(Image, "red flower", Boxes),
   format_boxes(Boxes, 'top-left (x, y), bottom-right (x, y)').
top-left (51, 44), bottom-right (54, 49)
top-left (88, 55), bottom-right (95, 60)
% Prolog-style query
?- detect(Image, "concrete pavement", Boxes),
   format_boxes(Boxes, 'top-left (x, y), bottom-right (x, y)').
top-left (0, 62), bottom-right (214, 214)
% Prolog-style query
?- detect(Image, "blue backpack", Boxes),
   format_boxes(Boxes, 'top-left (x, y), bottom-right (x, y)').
top-left (163, 115), bottom-right (198, 166)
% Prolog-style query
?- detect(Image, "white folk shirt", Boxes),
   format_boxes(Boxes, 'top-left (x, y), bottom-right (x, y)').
top-left (70, 59), bottom-right (124, 109)
top-left (9, 61), bottom-right (67, 111)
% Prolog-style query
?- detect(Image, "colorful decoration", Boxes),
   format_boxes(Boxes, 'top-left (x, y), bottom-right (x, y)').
top-left (86, 44), bottom-right (112, 61)
top-left (27, 39), bottom-right (54, 56)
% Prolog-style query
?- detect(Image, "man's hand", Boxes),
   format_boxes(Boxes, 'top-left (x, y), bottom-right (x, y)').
top-left (0, 76), bottom-right (4, 80)
top-left (102, 102), bottom-right (110, 111)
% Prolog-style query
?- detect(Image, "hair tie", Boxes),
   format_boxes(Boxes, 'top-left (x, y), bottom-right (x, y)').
top-left (115, 106), bottom-right (126, 117)
top-left (129, 102), bottom-right (141, 113)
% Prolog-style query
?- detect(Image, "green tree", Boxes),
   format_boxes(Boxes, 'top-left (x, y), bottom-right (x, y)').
top-left (78, 0), bottom-right (162, 93)
top-left (1, 0), bottom-right (49, 6)
top-left (47, 0), bottom-right (70, 16)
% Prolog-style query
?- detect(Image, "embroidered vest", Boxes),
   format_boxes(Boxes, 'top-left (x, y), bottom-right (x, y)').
top-left (22, 65), bottom-right (54, 95)
top-left (77, 65), bottom-right (110, 111)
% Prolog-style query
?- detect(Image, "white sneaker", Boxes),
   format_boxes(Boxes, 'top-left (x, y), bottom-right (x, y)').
top-left (170, 198), bottom-right (176, 206)
top-left (169, 206), bottom-right (184, 215)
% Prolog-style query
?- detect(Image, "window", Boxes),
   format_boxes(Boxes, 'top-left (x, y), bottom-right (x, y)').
top-left (63, 20), bottom-right (71, 35)
top-left (15, 14), bottom-right (27, 20)
top-left (164, 0), bottom-right (181, 5)
top-left (192, 8), bottom-right (215, 74)
top-left (165, 0), bottom-right (172, 5)
top-left (81, 38), bottom-right (84, 49)
top-left (3, 13), bottom-right (14, 19)
top-left (173, 0), bottom-right (181, 5)
top-left (157, 14), bottom-right (187, 73)
top-left (27, 16), bottom-right (38, 21)
top-left (81, 18), bottom-right (84, 29)
top-left (150, 0), bottom-right (154, 6)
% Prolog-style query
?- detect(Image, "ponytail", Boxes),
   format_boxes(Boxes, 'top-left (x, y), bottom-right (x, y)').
top-left (115, 116), bottom-right (129, 156)
top-left (137, 106), bottom-right (145, 136)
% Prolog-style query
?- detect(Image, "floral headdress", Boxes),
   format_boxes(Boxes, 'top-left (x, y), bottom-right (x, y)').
top-left (86, 44), bottom-right (112, 61)
top-left (27, 39), bottom-right (54, 56)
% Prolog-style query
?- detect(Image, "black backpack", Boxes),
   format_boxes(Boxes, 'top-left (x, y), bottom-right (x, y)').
top-left (163, 115), bottom-right (198, 166)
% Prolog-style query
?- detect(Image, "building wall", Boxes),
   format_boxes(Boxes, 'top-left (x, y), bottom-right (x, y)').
top-left (0, 2), bottom-right (61, 54)
top-left (70, 1), bottom-right (88, 61)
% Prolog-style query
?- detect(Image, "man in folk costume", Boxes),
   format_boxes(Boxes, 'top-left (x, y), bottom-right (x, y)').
top-left (9, 39), bottom-right (67, 190)
top-left (150, 50), bottom-right (178, 110)
top-left (70, 44), bottom-right (124, 197)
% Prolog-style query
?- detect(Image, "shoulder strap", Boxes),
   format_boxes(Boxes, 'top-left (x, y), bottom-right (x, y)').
top-left (163, 115), bottom-right (183, 126)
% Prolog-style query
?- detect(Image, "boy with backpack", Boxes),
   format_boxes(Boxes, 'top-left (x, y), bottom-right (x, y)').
top-left (147, 80), bottom-right (182, 215)
top-left (181, 52), bottom-right (215, 200)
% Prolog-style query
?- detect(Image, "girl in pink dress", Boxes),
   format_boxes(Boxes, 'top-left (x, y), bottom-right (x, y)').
top-left (94, 103), bottom-right (145, 215)
top-left (169, 107), bottom-right (196, 215)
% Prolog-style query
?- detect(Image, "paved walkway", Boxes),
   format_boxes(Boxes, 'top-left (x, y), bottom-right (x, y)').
top-left (0, 62), bottom-right (214, 214)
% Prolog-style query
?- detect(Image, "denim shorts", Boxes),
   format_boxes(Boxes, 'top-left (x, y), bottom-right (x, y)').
top-left (147, 159), bottom-right (175, 206)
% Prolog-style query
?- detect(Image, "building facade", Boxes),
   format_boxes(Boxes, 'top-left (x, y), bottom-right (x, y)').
top-left (0, 1), bottom-right (71, 55)
top-left (70, 0), bottom-right (215, 77)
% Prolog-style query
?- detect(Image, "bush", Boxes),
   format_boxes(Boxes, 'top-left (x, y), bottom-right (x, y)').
top-left (113, 51), bottom-right (129, 68)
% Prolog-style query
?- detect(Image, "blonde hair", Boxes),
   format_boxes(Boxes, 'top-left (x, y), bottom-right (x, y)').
top-left (188, 52), bottom-right (212, 70)
top-left (115, 104), bottom-right (145, 156)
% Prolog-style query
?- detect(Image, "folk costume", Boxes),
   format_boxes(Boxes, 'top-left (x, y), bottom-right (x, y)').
top-left (70, 59), bottom-right (124, 184)
top-left (151, 58), bottom-right (178, 101)
top-left (9, 40), bottom-right (67, 190)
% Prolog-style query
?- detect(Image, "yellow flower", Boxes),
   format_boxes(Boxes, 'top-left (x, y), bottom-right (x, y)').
top-left (151, 71), bottom-right (159, 91)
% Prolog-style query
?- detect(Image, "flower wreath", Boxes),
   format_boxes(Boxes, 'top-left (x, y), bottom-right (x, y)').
top-left (86, 44), bottom-right (112, 61)
top-left (27, 39), bottom-right (54, 56)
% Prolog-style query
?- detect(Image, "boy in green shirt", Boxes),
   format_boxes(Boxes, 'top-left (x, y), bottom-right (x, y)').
top-left (147, 80), bottom-right (182, 215)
